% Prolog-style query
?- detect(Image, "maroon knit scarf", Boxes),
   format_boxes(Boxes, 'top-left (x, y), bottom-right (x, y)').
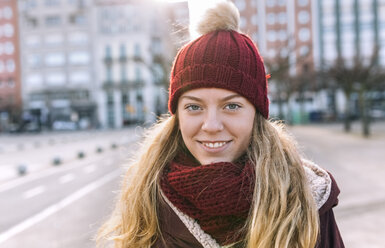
top-left (160, 154), bottom-right (255, 245)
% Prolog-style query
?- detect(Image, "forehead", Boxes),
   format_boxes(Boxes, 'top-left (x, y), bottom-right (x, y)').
top-left (179, 88), bottom-right (242, 100)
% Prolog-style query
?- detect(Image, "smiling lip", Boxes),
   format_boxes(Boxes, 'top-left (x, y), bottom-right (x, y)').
top-left (198, 140), bottom-right (232, 152)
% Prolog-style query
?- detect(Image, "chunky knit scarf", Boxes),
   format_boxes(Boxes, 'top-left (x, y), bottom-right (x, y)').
top-left (160, 155), bottom-right (255, 245)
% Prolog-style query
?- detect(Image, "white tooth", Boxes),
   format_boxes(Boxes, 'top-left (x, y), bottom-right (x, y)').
top-left (213, 143), bottom-right (219, 148)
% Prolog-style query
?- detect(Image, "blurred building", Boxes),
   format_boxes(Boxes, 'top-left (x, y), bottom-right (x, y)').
top-left (314, 0), bottom-right (385, 118)
top-left (92, 0), bottom-right (174, 128)
top-left (18, 0), bottom-right (97, 130)
top-left (232, 0), bottom-right (316, 121)
top-left (0, 0), bottom-right (22, 131)
top-left (233, 0), bottom-right (314, 73)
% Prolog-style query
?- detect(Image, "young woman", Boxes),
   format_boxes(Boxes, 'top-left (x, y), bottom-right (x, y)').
top-left (98, 2), bottom-right (344, 247)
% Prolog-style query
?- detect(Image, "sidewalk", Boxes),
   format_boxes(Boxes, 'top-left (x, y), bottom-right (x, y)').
top-left (289, 121), bottom-right (385, 248)
top-left (0, 127), bottom-right (143, 184)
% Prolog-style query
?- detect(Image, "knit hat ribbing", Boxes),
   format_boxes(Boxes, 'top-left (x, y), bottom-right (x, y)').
top-left (168, 1), bottom-right (269, 118)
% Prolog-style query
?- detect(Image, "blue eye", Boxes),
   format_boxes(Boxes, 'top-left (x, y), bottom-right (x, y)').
top-left (225, 103), bottom-right (241, 110)
top-left (186, 104), bottom-right (202, 111)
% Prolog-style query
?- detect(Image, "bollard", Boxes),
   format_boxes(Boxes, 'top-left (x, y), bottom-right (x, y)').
top-left (52, 157), bottom-right (62, 166)
top-left (77, 151), bottom-right (85, 159)
top-left (111, 143), bottom-right (117, 149)
top-left (96, 147), bottom-right (103, 153)
top-left (17, 164), bottom-right (27, 176)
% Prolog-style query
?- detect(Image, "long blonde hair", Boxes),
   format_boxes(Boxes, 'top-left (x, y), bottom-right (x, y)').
top-left (97, 113), bottom-right (319, 248)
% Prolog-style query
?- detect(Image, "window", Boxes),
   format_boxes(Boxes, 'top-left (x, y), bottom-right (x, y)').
top-left (153, 63), bottom-right (164, 83)
top-left (46, 72), bottom-right (65, 85)
top-left (68, 32), bottom-right (88, 45)
top-left (299, 45), bottom-right (310, 56)
top-left (69, 51), bottom-right (90, 65)
top-left (134, 44), bottom-right (141, 58)
top-left (278, 30), bottom-right (287, 41)
top-left (28, 54), bottom-right (43, 68)
top-left (106, 66), bottom-right (112, 82)
top-left (268, 49), bottom-right (277, 58)
top-left (45, 16), bottom-right (61, 27)
top-left (26, 17), bottom-right (39, 28)
top-left (135, 66), bottom-right (142, 81)
top-left (298, 28), bottom-right (310, 41)
top-left (45, 34), bottom-right (63, 46)
top-left (266, 0), bottom-right (276, 8)
top-left (6, 59), bottom-right (15, 72)
top-left (70, 71), bottom-right (90, 84)
top-left (278, 12), bottom-right (287, 24)
top-left (26, 0), bottom-right (38, 8)
top-left (45, 0), bottom-right (61, 6)
top-left (45, 53), bottom-right (65, 66)
top-left (251, 14), bottom-right (258, 25)
top-left (240, 17), bottom-right (247, 29)
top-left (298, 11), bottom-right (310, 24)
top-left (267, 30), bottom-right (277, 42)
top-left (151, 37), bottom-right (161, 55)
top-left (3, 23), bottom-right (14, 37)
top-left (120, 44), bottom-right (126, 58)
top-left (105, 45), bottom-right (112, 58)
top-left (26, 35), bottom-right (41, 48)
top-left (235, 0), bottom-right (246, 11)
top-left (7, 78), bottom-right (15, 88)
top-left (121, 65), bottom-right (127, 81)
top-left (277, 0), bottom-right (286, 7)
top-left (69, 13), bottom-right (86, 25)
top-left (267, 13), bottom-right (276, 25)
top-left (27, 74), bottom-right (43, 86)
top-left (0, 60), bottom-right (4, 72)
top-left (5, 42), bottom-right (14, 55)
top-left (3, 6), bottom-right (13, 19)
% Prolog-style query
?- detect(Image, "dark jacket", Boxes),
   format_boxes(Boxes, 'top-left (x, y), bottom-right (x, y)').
top-left (153, 161), bottom-right (345, 248)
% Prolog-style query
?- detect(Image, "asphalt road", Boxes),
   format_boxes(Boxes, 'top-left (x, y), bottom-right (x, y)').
top-left (0, 128), bottom-right (140, 248)
top-left (290, 122), bottom-right (385, 248)
top-left (0, 122), bottom-right (384, 247)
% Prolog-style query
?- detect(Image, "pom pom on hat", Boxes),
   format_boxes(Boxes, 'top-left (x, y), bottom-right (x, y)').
top-left (196, 1), bottom-right (240, 35)
top-left (168, 0), bottom-right (269, 119)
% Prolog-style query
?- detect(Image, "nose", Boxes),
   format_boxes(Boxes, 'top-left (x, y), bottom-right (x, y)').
top-left (201, 109), bottom-right (224, 133)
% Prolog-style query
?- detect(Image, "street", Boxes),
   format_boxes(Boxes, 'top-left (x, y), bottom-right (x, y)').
top-left (0, 122), bottom-right (384, 247)
top-left (0, 128), bottom-right (141, 247)
top-left (290, 121), bottom-right (385, 248)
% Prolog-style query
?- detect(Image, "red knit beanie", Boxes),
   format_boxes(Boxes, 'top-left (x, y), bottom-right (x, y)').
top-left (168, 1), bottom-right (269, 118)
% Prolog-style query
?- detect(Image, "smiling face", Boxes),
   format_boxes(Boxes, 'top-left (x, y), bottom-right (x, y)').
top-left (177, 88), bottom-right (256, 164)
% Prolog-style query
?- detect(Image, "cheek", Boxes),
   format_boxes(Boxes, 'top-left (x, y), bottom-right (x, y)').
top-left (178, 114), bottom-right (198, 141)
top-left (238, 114), bottom-right (254, 143)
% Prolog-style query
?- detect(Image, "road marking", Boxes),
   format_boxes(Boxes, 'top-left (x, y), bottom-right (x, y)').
top-left (83, 165), bottom-right (96, 174)
top-left (59, 173), bottom-right (75, 184)
top-left (0, 156), bottom-right (104, 193)
top-left (0, 168), bottom-right (122, 245)
top-left (22, 186), bottom-right (46, 199)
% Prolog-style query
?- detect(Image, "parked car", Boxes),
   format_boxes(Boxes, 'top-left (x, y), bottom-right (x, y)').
top-left (52, 121), bottom-right (77, 131)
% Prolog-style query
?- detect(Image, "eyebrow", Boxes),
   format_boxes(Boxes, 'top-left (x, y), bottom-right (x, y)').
top-left (180, 94), bottom-right (242, 102)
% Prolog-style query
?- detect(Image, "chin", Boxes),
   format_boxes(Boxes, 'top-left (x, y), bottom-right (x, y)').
top-left (200, 158), bottom-right (231, 164)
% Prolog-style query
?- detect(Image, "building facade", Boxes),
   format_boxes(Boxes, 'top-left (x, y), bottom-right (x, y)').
top-left (232, 0), bottom-right (316, 121)
top-left (18, 0), bottom-right (97, 130)
top-left (314, 0), bottom-right (385, 117)
top-left (0, 0), bottom-right (22, 131)
top-left (92, 0), bottom-right (174, 128)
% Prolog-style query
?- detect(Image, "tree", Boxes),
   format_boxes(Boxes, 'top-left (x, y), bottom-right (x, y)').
top-left (326, 46), bottom-right (385, 137)
top-left (265, 42), bottom-right (314, 123)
